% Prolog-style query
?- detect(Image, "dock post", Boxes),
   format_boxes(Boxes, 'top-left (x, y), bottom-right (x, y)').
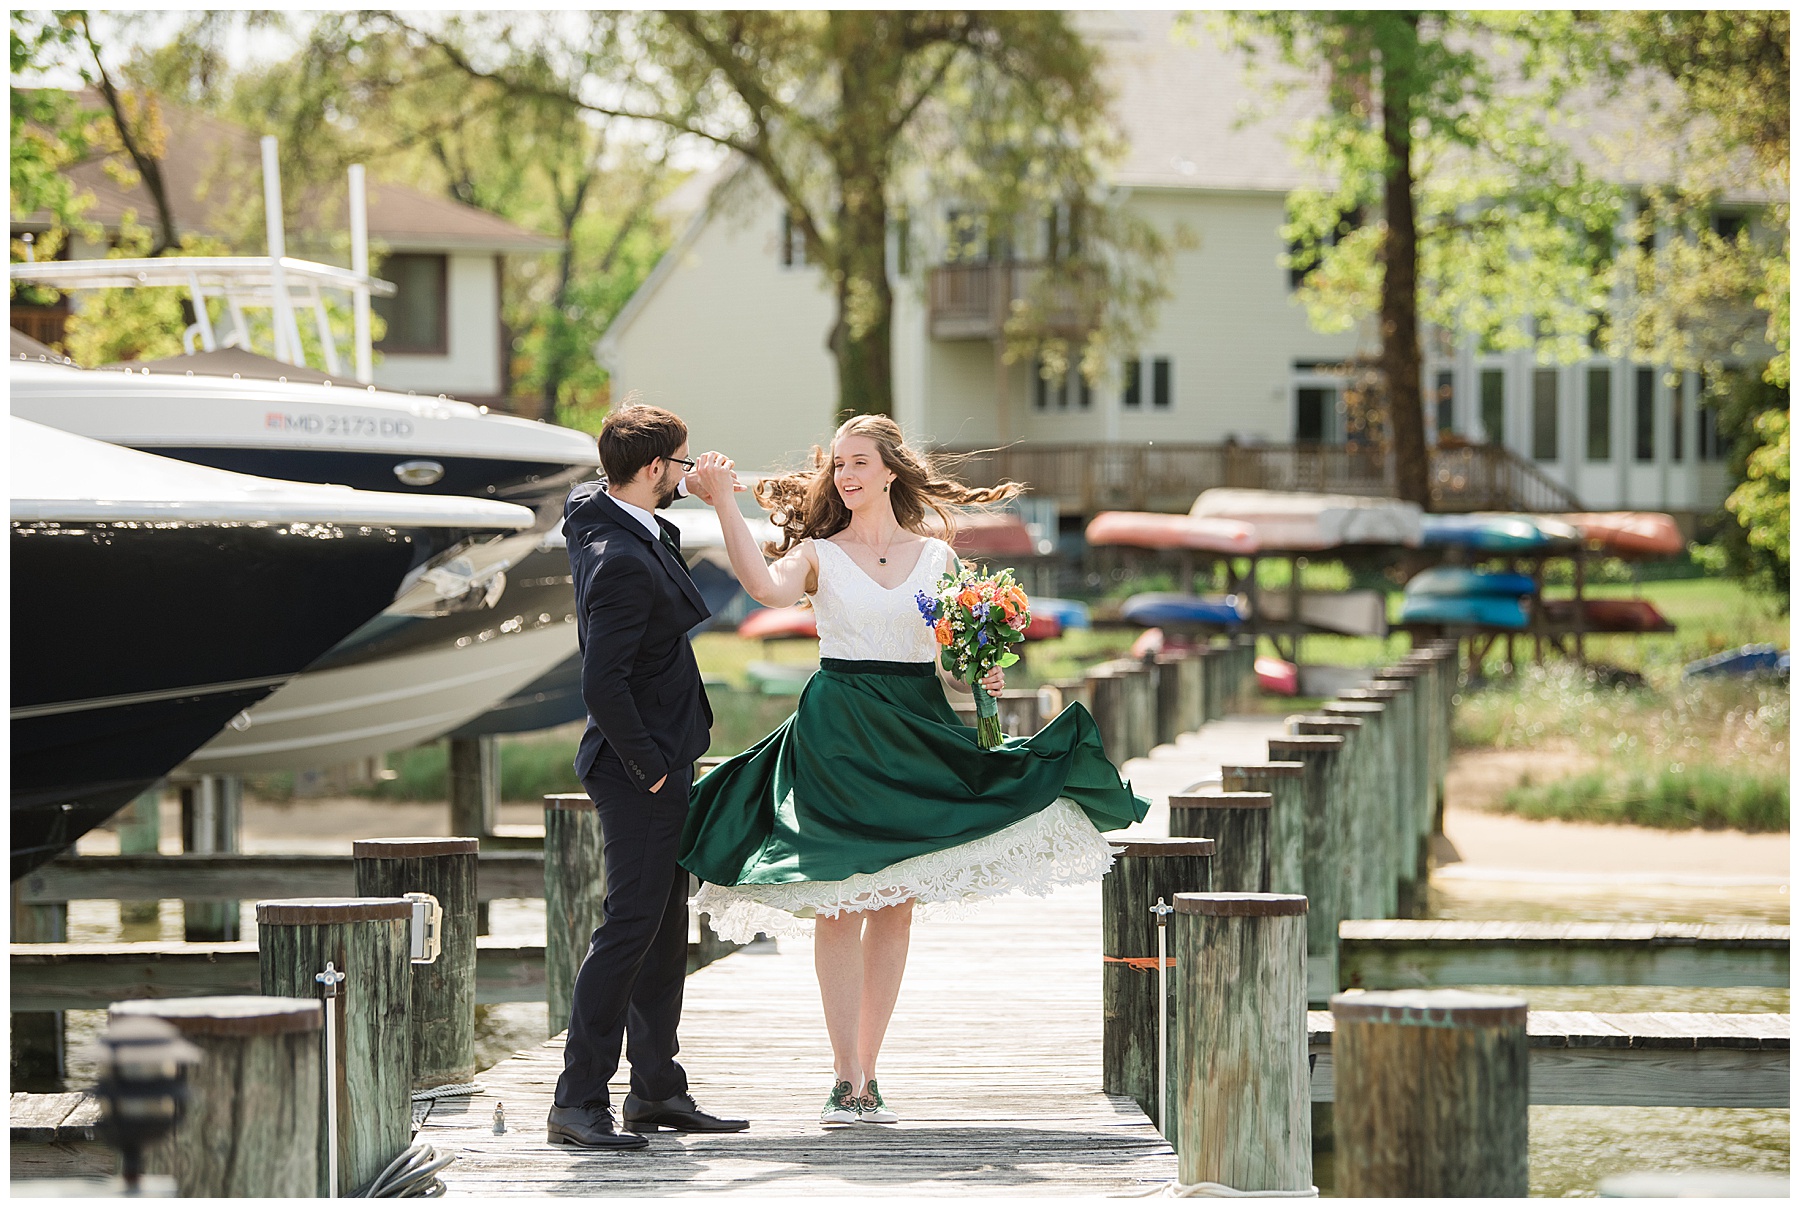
top-left (1127, 658), bottom-right (1159, 758)
top-left (449, 735), bottom-right (499, 934)
top-left (1085, 664), bottom-right (1131, 765)
top-left (9, 880), bottom-right (68, 1087)
top-left (117, 782), bottom-right (164, 929)
top-left (1198, 644), bottom-right (1222, 721)
top-left (1154, 650), bottom-right (1204, 745)
top-left (1375, 667), bottom-right (1435, 902)
top-left (1267, 735), bottom-right (1348, 1005)
top-left (1331, 989), bottom-right (1529, 1197)
top-left (111, 996), bottom-right (322, 1196)
top-left (1172, 892), bottom-right (1311, 1190)
top-left (353, 837), bottom-right (479, 1091)
top-left (1320, 699), bottom-right (1395, 918)
top-left (544, 793), bottom-right (607, 1038)
top-left (1219, 762), bottom-right (1306, 896)
top-left (1168, 791), bottom-right (1274, 893)
top-left (1100, 838), bottom-right (1215, 1133)
top-left (1335, 690), bottom-right (1413, 916)
top-left (180, 775), bottom-right (242, 942)
top-left (1294, 716), bottom-right (1371, 920)
top-left (256, 897), bottom-right (413, 1196)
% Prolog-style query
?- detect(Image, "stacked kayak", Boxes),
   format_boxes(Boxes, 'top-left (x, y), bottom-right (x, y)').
top-left (1030, 597), bottom-right (1092, 631)
top-left (1419, 513), bottom-right (1580, 552)
top-left (1555, 512), bottom-right (1685, 559)
top-left (1400, 566), bottom-right (1532, 630)
top-left (1254, 656), bottom-right (1300, 696)
top-left (950, 511), bottom-right (1039, 560)
top-left (1250, 589), bottom-right (1389, 637)
top-left (1085, 511), bottom-right (1259, 554)
top-left (1683, 644), bottom-right (1790, 680)
top-left (1541, 597), bottom-right (1676, 633)
top-left (1120, 593), bottom-right (1246, 629)
top-left (737, 605), bottom-right (819, 641)
top-left (1190, 489), bottom-right (1423, 550)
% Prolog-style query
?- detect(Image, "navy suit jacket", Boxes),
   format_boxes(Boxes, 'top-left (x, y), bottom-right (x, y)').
top-left (564, 482), bottom-right (713, 792)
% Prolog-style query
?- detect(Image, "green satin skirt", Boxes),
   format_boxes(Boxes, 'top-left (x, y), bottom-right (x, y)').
top-left (680, 659), bottom-right (1149, 889)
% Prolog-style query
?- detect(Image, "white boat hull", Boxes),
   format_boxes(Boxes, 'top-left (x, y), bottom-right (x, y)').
top-left (181, 617), bottom-right (578, 774)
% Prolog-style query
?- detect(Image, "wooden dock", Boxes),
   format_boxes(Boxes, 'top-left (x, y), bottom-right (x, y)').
top-left (412, 881), bottom-right (1176, 1196)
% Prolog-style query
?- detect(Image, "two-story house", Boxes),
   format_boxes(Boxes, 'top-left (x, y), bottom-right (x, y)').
top-left (11, 95), bottom-right (559, 407)
top-left (597, 12), bottom-right (1767, 530)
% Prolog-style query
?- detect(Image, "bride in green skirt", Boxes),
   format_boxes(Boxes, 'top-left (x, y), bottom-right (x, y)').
top-left (682, 416), bottom-right (1148, 1126)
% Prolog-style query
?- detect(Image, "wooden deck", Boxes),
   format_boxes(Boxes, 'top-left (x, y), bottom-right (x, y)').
top-left (413, 882), bottom-right (1176, 1196)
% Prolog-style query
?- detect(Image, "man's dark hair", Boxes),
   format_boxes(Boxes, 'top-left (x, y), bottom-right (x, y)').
top-left (598, 404), bottom-right (688, 484)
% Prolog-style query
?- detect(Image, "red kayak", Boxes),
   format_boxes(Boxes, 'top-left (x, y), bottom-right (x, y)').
top-left (950, 511), bottom-right (1038, 559)
top-left (737, 605), bottom-right (819, 641)
top-left (1255, 656), bottom-right (1299, 696)
top-left (1556, 512), bottom-right (1684, 559)
top-left (1085, 511), bottom-right (1258, 554)
top-left (1541, 597), bottom-right (1676, 633)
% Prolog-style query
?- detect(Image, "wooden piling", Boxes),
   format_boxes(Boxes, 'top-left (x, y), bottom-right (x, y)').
top-left (1172, 893), bottom-right (1311, 1190)
top-left (1086, 664), bottom-right (1131, 765)
top-left (116, 783), bottom-right (164, 928)
top-left (256, 897), bottom-right (412, 1196)
top-left (1127, 658), bottom-right (1159, 758)
top-left (544, 793), bottom-right (606, 1037)
top-left (353, 837), bottom-right (478, 1091)
top-left (9, 881), bottom-right (68, 1087)
top-left (1267, 734), bottom-right (1348, 1004)
top-left (180, 776), bottom-right (242, 942)
top-left (1100, 838), bottom-right (1216, 1132)
top-left (1293, 715), bottom-right (1373, 920)
top-left (449, 735), bottom-right (498, 934)
top-left (1167, 791), bottom-right (1274, 893)
top-left (1331, 989), bottom-right (1529, 1197)
top-left (1375, 665), bottom-right (1437, 894)
top-left (111, 996), bottom-right (322, 1197)
top-left (1155, 650), bottom-right (1204, 745)
top-left (1219, 762), bottom-right (1306, 897)
top-left (1332, 692), bottom-right (1411, 916)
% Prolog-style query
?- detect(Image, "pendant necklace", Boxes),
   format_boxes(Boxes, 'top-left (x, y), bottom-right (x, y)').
top-left (870, 524), bottom-right (898, 565)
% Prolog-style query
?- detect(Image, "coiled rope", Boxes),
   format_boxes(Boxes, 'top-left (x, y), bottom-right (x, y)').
top-left (353, 1142), bottom-right (457, 1198)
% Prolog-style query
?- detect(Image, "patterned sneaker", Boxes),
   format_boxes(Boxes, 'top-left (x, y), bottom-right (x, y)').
top-left (820, 1079), bottom-right (860, 1125)
top-left (857, 1079), bottom-right (898, 1124)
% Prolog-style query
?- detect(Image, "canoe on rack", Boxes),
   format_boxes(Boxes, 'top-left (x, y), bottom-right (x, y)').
top-left (1541, 597), bottom-right (1676, 633)
top-left (1120, 592), bottom-right (1246, 629)
top-left (1189, 489), bottom-right (1422, 550)
top-left (1405, 568), bottom-right (1537, 598)
top-left (1556, 512), bottom-right (1685, 559)
top-left (1398, 594), bottom-right (1530, 630)
top-left (737, 605), bottom-right (818, 641)
top-left (1084, 511), bottom-right (1258, 554)
top-left (1419, 513), bottom-right (1581, 552)
top-left (1255, 656), bottom-right (1299, 696)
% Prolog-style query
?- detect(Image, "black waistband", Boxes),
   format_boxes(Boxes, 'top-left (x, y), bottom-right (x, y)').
top-left (819, 658), bottom-right (937, 678)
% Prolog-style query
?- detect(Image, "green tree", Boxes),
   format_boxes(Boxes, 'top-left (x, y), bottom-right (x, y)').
top-left (1217, 12), bottom-right (1621, 506)
top-left (408, 10), bottom-right (1164, 420)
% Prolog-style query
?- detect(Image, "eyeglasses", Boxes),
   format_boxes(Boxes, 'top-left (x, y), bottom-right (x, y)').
top-left (664, 454), bottom-right (697, 472)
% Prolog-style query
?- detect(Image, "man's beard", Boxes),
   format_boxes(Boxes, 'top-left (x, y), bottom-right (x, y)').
top-left (654, 468), bottom-right (681, 509)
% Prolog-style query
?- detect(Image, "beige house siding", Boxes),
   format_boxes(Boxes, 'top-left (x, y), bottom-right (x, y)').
top-left (374, 253), bottom-right (505, 399)
top-left (604, 173), bottom-right (838, 470)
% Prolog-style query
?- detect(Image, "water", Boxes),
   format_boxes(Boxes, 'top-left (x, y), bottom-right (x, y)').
top-left (50, 873), bottom-right (1790, 1197)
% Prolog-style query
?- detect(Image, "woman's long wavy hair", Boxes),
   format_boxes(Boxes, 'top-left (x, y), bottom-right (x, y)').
top-left (755, 415), bottom-right (1022, 556)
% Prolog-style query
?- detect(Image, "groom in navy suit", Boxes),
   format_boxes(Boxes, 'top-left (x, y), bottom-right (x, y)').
top-left (547, 404), bottom-right (748, 1148)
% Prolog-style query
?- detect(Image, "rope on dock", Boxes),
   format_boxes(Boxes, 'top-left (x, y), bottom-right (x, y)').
top-left (410, 1081), bottom-right (484, 1102)
top-left (1119, 1181), bottom-right (1320, 1198)
top-left (353, 1142), bottom-right (457, 1197)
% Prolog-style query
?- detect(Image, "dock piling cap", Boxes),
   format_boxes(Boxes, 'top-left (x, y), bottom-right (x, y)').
top-left (1109, 838), bottom-right (1217, 859)
top-left (111, 995), bottom-right (324, 1036)
top-left (1169, 791), bottom-right (1273, 809)
top-left (1173, 892), bottom-right (1307, 917)
top-left (352, 837), bottom-right (478, 859)
top-left (254, 897), bottom-right (412, 924)
top-left (544, 793), bottom-right (593, 811)
top-left (1330, 988), bottom-right (1527, 1028)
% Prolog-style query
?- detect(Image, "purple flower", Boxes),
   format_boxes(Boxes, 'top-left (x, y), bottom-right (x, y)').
top-left (977, 628), bottom-right (990, 646)
top-left (915, 591), bottom-right (939, 623)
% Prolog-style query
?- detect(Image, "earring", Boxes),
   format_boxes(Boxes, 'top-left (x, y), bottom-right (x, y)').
top-left (883, 482), bottom-right (890, 492)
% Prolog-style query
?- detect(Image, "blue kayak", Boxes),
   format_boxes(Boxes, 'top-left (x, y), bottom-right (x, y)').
top-left (1405, 567), bottom-right (1536, 598)
top-left (1683, 644), bottom-right (1789, 680)
top-left (1029, 597), bottom-right (1092, 630)
top-left (1121, 593), bottom-right (1245, 628)
top-left (1419, 513), bottom-right (1577, 552)
top-left (1399, 594), bottom-right (1530, 629)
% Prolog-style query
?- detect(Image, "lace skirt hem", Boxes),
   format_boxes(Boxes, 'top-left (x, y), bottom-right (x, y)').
top-left (691, 797), bottom-right (1118, 944)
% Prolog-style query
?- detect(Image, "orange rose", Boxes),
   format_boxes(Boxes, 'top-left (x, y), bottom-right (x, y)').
top-left (957, 588), bottom-right (979, 609)
top-left (934, 618), bottom-right (955, 646)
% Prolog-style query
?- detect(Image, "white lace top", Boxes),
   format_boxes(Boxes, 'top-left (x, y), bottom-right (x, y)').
top-left (809, 536), bottom-right (955, 663)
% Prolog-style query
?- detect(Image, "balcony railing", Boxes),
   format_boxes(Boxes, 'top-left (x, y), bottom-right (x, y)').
top-left (10, 306), bottom-right (68, 349)
top-left (936, 441), bottom-right (1583, 516)
top-left (927, 261), bottom-right (1098, 340)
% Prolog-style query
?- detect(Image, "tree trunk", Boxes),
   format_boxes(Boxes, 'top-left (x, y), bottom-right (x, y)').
top-left (1380, 15), bottom-right (1429, 508)
top-left (827, 176), bottom-right (895, 419)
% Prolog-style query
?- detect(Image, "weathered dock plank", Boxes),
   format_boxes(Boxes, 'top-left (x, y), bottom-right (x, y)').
top-left (9, 1091), bottom-right (109, 1179)
top-left (18, 852), bottom-right (546, 904)
top-left (1338, 920), bottom-right (1791, 990)
top-left (414, 883), bottom-right (1177, 1196)
top-left (1307, 1010), bottom-right (1789, 1107)
top-left (10, 938), bottom-right (548, 1010)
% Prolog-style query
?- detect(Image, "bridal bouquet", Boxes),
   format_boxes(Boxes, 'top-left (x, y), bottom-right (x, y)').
top-left (916, 567), bottom-right (1031, 750)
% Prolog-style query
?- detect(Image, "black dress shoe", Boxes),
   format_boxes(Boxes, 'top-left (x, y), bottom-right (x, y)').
top-left (546, 1102), bottom-right (649, 1150)
top-left (622, 1091), bottom-right (749, 1133)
